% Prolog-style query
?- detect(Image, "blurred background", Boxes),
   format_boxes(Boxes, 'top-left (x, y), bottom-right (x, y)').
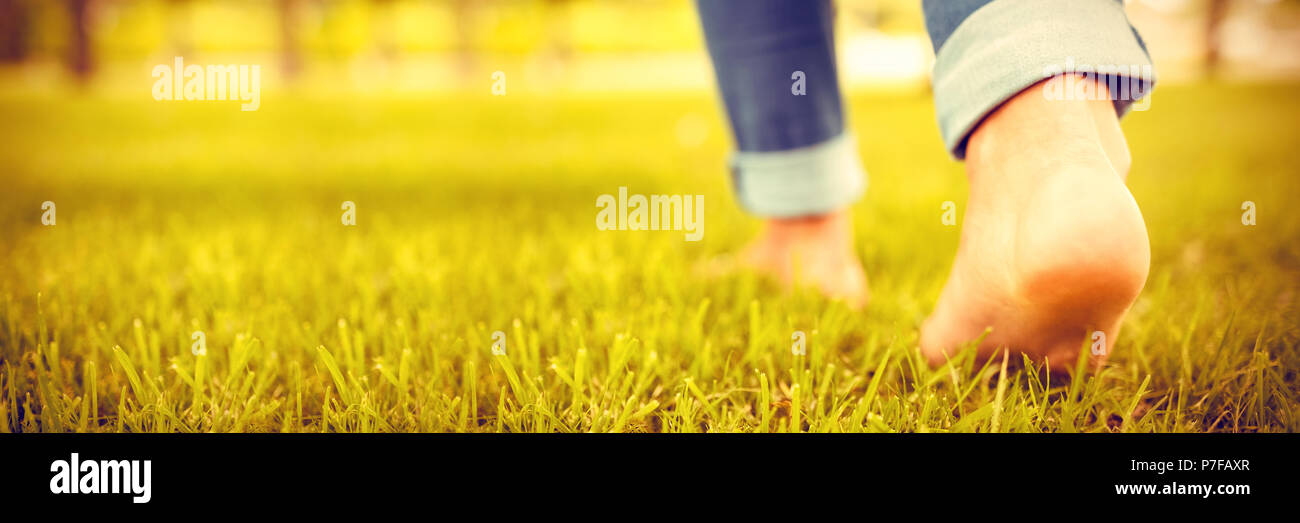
top-left (0, 0), bottom-right (1298, 96)
top-left (2, 1), bottom-right (1299, 434)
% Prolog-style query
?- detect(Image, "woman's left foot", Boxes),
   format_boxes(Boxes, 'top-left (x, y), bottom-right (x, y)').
top-left (721, 209), bottom-right (869, 309)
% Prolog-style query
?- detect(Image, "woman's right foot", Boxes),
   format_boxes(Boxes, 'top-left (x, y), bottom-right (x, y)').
top-left (920, 75), bottom-right (1151, 370)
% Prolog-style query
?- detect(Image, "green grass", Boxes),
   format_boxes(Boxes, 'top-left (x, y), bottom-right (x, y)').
top-left (1, 82), bottom-right (1297, 432)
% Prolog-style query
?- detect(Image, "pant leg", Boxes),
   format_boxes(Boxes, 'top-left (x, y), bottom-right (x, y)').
top-left (922, 0), bottom-right (1157, 159)
top-left (695, 0), bottom-right (865, 217)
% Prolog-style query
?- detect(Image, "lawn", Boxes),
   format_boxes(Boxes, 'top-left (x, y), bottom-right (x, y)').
top-left (1, 82), bottom-right (1297, 432)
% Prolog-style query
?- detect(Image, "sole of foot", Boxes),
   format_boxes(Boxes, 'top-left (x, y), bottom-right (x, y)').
top-left (920, 74), bottom-right (1151, 371)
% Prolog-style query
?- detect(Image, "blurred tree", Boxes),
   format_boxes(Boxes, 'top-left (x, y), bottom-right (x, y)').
top-left (371, 0), bottom-right (396, 62)
top-left (542, 0), bottom-right (574, 62)
top-left (452, 0), bottom-right (479, 80)
top-left (279, 0), bottom-right (303, 79)
top-left (537, 0), bottom-right (574, 84)
top-left (0, 0), bottom-right (29, 62)
top-left (64, 0), bottom-right (94, 80)
top-left (165, 0), bottom-right (195, 57)
top-left (1205, 0), bottom-right (1228, 78)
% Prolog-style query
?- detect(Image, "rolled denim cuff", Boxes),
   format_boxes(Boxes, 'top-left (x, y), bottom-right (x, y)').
top-left (729, 131), bottom-right (866, 217)
top-left (932, 0), bottom-right (1156, 159)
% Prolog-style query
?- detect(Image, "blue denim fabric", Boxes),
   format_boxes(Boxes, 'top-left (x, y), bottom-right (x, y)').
top-left (696, 0), bottom-right (866, 217)
top-left (696, 0), bottom-right (843, 152)
top-left (923, 0), bottom-right (1156, 158)
top-left (922, 0), bottom-right (994, 52)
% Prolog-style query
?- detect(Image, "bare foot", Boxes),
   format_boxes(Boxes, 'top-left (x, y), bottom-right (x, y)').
top-left (710, 209), bottom-right (868, 309)
top-left (920, 74), bottom-right (1150, 370)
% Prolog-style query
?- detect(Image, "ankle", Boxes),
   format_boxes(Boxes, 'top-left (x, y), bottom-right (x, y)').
top-left (761, 209), bottom-right (853, 244)
top-left (966, 74), bottom-right (1125, 185)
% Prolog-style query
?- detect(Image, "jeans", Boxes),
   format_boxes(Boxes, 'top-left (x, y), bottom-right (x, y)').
top-left (696, 0), bottom-right (1156, 217)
